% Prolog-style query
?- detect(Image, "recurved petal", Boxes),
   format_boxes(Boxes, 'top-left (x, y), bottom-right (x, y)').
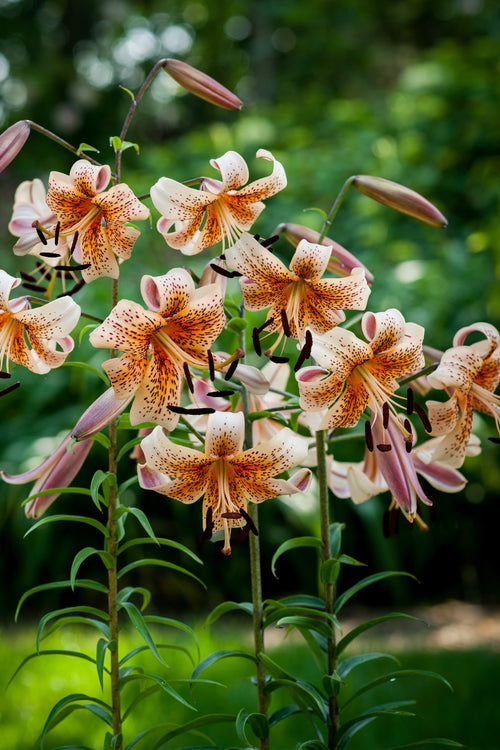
top-left (69, 160), bottom-right (111, 195)
top-left (235, 149), bottom-right (287, 201)
top-left (321, 379), bottom-right (369, 430)
top-left (346, 464), bottom-right (386, 504)
top-left (140, 425), bottom-right (212, 485)
top-left (232, 427), bottom-right (308, 479)
top-left (89, 300), bottom-right (163, 356)
top-left (289, 240), bottom-right (331, 279)
top-left (157, 216), bottom-right (209, 253)
top-left (427, 346), bottom-right (483, 392)
top-left (297, 367), bottom-right (344, 412)
top-left (426, 394), bottom-right (461, 436)
top-left (205, 411), bottom-right (245, 456)
top-left (0, 269), bottom-right (22, 309)
top-left (226, 232), bottom-right (290, 285)
top-left (150, 177), bottom-right (213, 219)
top-left (96, 182), bottom-right (149, 222)
top-left (453, 322), bottom-right (500, 354)
top-left (305, 269), bottom-right (371, 333)
top-left (17, 295), bottom-right (80, 340)
top-left (141, 268), bottom-right (195, 315)
top-left (361, 308), bottom-right (407, 352)
top-left (210, 150), bottom-right (249, 192)
top-left (412, 451), bottom-right (466, 493)
top-left (46, 171), bottom-right (93, 226)
top-left (102, 354), bottom-right (149, 400)
top-left (166, 284), bottom-right (225, 362)
top-left (311, 326), bottom-right (372, 372)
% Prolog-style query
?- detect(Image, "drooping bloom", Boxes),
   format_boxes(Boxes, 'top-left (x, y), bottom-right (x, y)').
top-left (150, 149), bottom-right (286, 255)
top-left (297, 309), bottom-right (425, 431)
top-left (327, 413), bottom-right (466, 526)
top-left (0, 269), bottom-right (80, 373)
top-left (9, 178), bottom-right (78, 269)
top-left (226, 232), bottom-right (370, 346)
top-left (46, 160), bottom-right (149, 282)
top-left (138, 411), bottom-right (310, 555)
top-left (89, 269), bottom-right (225, 430)
top-left (425, 322), bottom-right (500, 467)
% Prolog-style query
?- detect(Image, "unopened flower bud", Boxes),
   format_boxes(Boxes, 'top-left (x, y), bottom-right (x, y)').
top-left (277, 222), bottom-right (374, 283)
top-left (163, 59), bottom-right (242, 111)
top-left (72, 387), bottom-right (132, 440)
top-left (352, 175), bottom-right (447, 228)
top-left (0, 120), bottom-right (30, 173)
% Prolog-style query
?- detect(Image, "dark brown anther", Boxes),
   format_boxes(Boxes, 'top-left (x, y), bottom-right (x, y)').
top-left (233, 525), bottom-right (251, 545)
top-left (376, 443), bottom-right (392, 452)
top-left (414, 402), bottom-right (432, 433)
top-left (20, 271), bottom-right (36, 282)
top-left (406, 387), bottom-right (414, 415)
top-left (207, 389), bottom-right (235, 398)
top-left (0, 371), bottom-right (11, 379)
top-left (0, 381), bottom-right (21, 398)
top-left (21, 282), bottom-right (48, 293)
top-left (40, 251), bottom-right (61, 258)
top-left (488, 437), bottom-right (500, 444)
top-left (57, 262), bottom-right (91, 272)
top-left (382, 507), bottom-right (399, 538)
top-left (35, 225), bottom-right (48, 245)
top-left (260, 234), bottom-right (279, 249)
top-left (183, 362), bottom-right (194, 393)
top-left (221, 512), bottom-right (242, 519)
top-left (70, 231), bottom-right (79, 254)
top-left (365, 420), bottom-right (374, 452)
top-left (280, 309), bottom-right (292, 337)
top-left (294, 329), bottom-right (313, 372)
top-left (403, 418), bottom-right (413, 453)
top-left (257, 317), bottom-right (275, 334)
top-left (224, 358), bottom-right (239, 381)
top-left (252, 327), bottom-right (262, 357)
top-left (269, 355), bottom-right (290, 364)
top-left (238, 506), bottom-right (258, 536)
top-left (54, 221), bottom-right (60, 245)
top-left (207, 350), bottom-right (215, 381)
top-left (198, 506), bottom-right (214, 551)
top-left (58, 279), bottom-right (85, 298)
top-left (209, 263), bottom-right (241, 278)
top-left (168, 405), bottom-right (216, 415)
top-left (382, 402), bottom-right (390, 429)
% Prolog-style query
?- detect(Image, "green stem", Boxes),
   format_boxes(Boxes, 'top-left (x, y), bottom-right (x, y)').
top-left (26, 121), bottom-right (102, 166)
top-left (316, 428), bottom-right (338, 748)
top-left (318, 176), bottom-right (355, 244)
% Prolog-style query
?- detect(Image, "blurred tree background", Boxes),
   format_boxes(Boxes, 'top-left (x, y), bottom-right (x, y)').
top-left (1, 0), bottom-right (499, 622)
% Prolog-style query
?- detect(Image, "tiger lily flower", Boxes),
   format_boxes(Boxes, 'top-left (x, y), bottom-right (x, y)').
top-left (425, 322), bottom-right (500, 467)
top-left (150, 149), bottom-right (286, 255)
top-left (46, 160), bottom-right (149, 282)
top-left (0, 270), bottom-right (80, 373)
top-left (138, 411), bottom-right (310, 555)
top-left (89, 269), bottom-right (225, 430)
top-left (225, 232), bottom-right (370, 346)
top-left (296, 308), bottom-right (425, 431)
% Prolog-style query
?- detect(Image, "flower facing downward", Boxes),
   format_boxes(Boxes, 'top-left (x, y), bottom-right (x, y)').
top-left (0, 270), bottom-right (80, 373)
top-left (89, 269), bottom-right (225, 430)
top-left (226, 233), bottom-right (370, 346)
top-left (138, 411), bottom-right (310, 555)
top-left (46, 160), bottom-right (149, 282)
top-left (425, 322), bottom-right (500, 467)
top-left (297, 309), bottom-right (425, 431)
top-left (150, 149), bottom-right (286, 255)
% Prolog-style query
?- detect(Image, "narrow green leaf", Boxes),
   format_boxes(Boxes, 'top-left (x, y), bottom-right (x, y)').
top-left (15, 579), bottom-right (107, 621)
top-left (335, 571), bottom-right (418, 612)
top-left (336, 702), bottom-right (417, 748)
top-left (109, 135), bottom-right (122, 150)
top-left (61, 359), bottom-right (109, 384)
top-left (336, 717), bottom-right (376, 750)
top-left (337, 613), bottom-right (421, 654)
top-left (121, 601), bottom-right (166, 667)
top-left (264, 678), bottom-right (327, 721)
top-left (276, 594), bottom-right (325, 609)
top-left (116, 437), bottom-right (143, 463)
top-left (117, 585), bottom-right (151, 611)
top-left (116, 672), bottom-right (194, 711)
top-left (70, 547), bottom-right (114, 588)
top-left (117, 536), bottom-right (202, 565)
top-left (264, 604), bottom-right (337, 629)
top-left (91, 470), bottom-right (117, 508)
top-left (113, 506), bottom-right (158, 543)
top-left (37, 608), bottom-right (110, 648)
top-left (298, 742), bottom-right (328, 750)
top-left (343, 669), bottom-right (453, 709)
top-left (119, 643), bottom-right (195, 672)
top-left (337, 554), bottom-right (366, 566)
top-left (76, 142), bottom-right (100, 154)
top-left (191, 650), bottom-right (257, 680)
top-left (271, 536), bottom-right (323, 577)
top-left (118, 558), bottom-right (205, 588)
top-left (96, 638), bottom-right (110, 689)
top-left (119, 85), bottom-right (135, 100)
top-left (320, 558), bottom-right (340, 584)
top-left (149, 715), bottom-right (235, 750)
top-left (384, 740), bottom-right (464, 749)
top-left (276, 615), bottom-right (335, 639)
top-left (268, 704), bottom-right (301, 727)
top-left (338, 652), bottom-right (400, 679)
top-left (143, 615), bottom-right (199, 654)
top-left (204, 601), bottom-right (253, 627)
top-left (41, 693), bottom-right (112, 747)
top-left (330, 522), bottom-right (345, 557)
top-left (236, 709), bottom-right (269, 743)
top-left (36, 616), bottom-right (110, 643)
top-left (24, 513), bottom-right (108, 539)
top-left (7, 649), bottom-right (98, 688)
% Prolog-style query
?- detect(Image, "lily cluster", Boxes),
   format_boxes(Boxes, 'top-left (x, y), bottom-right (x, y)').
top-left (1, 104), bottom-right (499, 554)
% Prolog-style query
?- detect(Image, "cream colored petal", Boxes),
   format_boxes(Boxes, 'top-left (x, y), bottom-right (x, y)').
top-left (426, 394), bottom-right (461, 436)
top-left (419, 404), bottom-right (473, 469)
top-left (210, 150), bottom-right (249, 192)
top-left (17, 296), bottom-right (81, 338)
top-left (130, 350), bottom-right (184, 429)
top-left (297, 367), bottom-right (344, 412)
top-left (427, 346), bottom-right (483, 392)
top-left (141, 425), bottom-right (212, 480)
top-left (141, 268), bottom-right (195, 315)
top-left (102, 354), bottom-right (148, 399)
top-left (165, 284), bottom-right (225, 363)
top-left (80, 221), bottom-right (119, 282)
top-left (289, 240), bottom-right (331, 279)
top-left (69, 160), bottom-right (111, 195)
top-left (347, 464), bottom-right (386, 504)
top-left (221, 195), bottom-right (265, 233)
top-left (226, 232), bottom-right (290, 284)
top-left (90, 300), bottom-right (162, 357)
top-left (96, 182), bottom-right (149, 222)
top-left (0, 269), bottom-right (22, 310)
top-left (321, 380), bottom-right (369, 430)
top-left (235, 149), bottom-right (287, 201)
top-left (232, 427), bottom-right (308, 479)
top-left (311, 327), bottom-right (372, 372)
top-left (453, 322), bottom-right (500, 351)
top-left (150, 177), bottom-right (213, 219)
top-left (46, 171), bottom-right (93, 227)
top-left (361, 308), bottom-right (406, 353)
top-left (205, 411), bottom-right (245, 457)
top-left (157, 216), bottom-right (210, 253)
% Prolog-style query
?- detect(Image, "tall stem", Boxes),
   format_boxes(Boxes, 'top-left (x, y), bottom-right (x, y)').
top-left (316, 428), bottom-right (338, 748)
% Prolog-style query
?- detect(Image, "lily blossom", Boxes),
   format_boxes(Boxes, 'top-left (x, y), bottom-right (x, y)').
top-left (150, 149), bottom-right (286, 255)
top-left (89, 269), bottom-right (225, 430)
top-left (1, 434), bottom-right (93, 518)
top-left (226, 232), bottom-right (370, 346)
top-left (0, 269), bottom-right (80, 374)
top-left (297, 309), bottom-right (425, 431)
top-left (425, 322), bottom-right (500, 467)
top-left (138, 411), bottom-right (310, 555)
top-left (46, 160), bottom-right (149, 282)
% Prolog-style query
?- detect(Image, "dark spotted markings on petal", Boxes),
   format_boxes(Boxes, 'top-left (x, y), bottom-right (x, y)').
top-left (35, 225), bottom-right (48, 245)
top-left (414, 402), bottom-right (432, 433)
top-left (183, 362), bottom-right (194, 393)
top-left (294, 329), bottom-right (313, 372)
top-left (238, 506), bottom-right (258, 536)
top-left (207, 389), bottom-right (235, 398)
top-left (376, 443), bottom-right (392, 452)
top-left (406, 387), bottom-right (414, 415)
top-left (383, 507), bottom-right (399, 538)
top-left (168, 405), bottom-right (216, 415)
top-left (383, 402), bottom-right (390, 429)
top-left (280, 309), bottom-right (292, 337)
top-left (209, 263), bottom-right (241, 278)
top-left (0, 381), bottom-right (21, 398)
top-left (224, 359), bottom-right (239, 381)
top-left (365, 420), bottom-right (374, 452)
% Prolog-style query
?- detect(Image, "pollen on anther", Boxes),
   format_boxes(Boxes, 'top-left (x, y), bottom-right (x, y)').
top-left (280, 309), bottom-right (292, 337)
top-left (365, 420), bottom-right (374, 452)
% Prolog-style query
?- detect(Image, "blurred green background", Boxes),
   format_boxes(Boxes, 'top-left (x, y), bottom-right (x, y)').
top-left (1, 0), bottom-right (499, 652)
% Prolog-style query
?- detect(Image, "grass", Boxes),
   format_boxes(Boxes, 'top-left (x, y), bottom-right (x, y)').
top-left (1, 620), bottom-right (499, 750)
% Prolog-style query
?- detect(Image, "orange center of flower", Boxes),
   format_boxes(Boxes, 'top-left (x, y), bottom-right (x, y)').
top-left (210, 457), bottom-right (243, 554)
top-left (152, 324), bottom-right (206, 369)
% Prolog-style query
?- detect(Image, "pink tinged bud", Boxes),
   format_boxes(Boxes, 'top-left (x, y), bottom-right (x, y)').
top-left (352, 175), bottom-right (448, 228)
top-left (72, 387), bottom-right (133, 440)
top-left (0, 120), bottom-right (30, 172)
top-left (276, 222), bottom-right (374, 283)
top-left (288, 467), bottom-right (313, 493)
top-left (163, 59), bottom-right (242, 111)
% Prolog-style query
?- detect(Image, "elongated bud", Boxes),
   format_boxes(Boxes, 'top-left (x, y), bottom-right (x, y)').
top-left (163, 59), bottom-right (242, 111)
top-left (0, 120), bottom-right (30, 173)
top-left (277, 222), bottom-right (374, 283)
top-left (352, 175), bottom-right (447, 228)
top-left (71, 387), bottom-right (132, 440)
